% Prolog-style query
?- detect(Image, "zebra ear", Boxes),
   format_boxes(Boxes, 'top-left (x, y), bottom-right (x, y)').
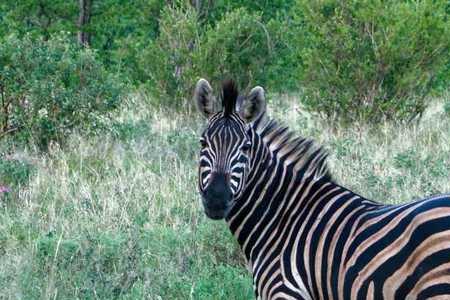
top-left (194, 78), bottom-right (216, 118)
top-left (238, 86), bottom-right (266, 123)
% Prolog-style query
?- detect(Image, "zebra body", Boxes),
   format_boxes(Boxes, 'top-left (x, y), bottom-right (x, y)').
top-left (194, 78), bottom-right (450, 300)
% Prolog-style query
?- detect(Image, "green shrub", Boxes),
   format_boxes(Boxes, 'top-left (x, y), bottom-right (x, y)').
top-left (200, 0), bottom-right (296, 25)
top-left (199, 8), bottom-right (275, 92)
top-left (264, 17), bottom-right (302, 91)
top-left (296, 0), bottom-right (450, 123)
top-left (0, 158), bottom-right (35, 189)
top-left (201, 1), bottom-right (302, 92)
top-left (0, 34), bottom-right (124, 148)
top-left (141, 4), bottom-right (278, 107)
top-left (445, 101), bottom-right (450, 117)
top-left (139, 4), bottom-right (201, 107)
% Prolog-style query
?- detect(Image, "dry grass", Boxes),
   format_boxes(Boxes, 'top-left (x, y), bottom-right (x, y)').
top-left (0, 92), bottom-right (449, 299)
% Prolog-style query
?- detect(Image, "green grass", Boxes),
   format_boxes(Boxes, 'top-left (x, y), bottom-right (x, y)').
top-left (1, 93), bottom-right (449, 299)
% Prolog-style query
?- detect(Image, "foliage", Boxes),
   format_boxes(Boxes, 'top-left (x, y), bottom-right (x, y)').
top-left (197, 2), bottom-right (301, 92)
top-left (0, 0), bottom-right (164, 61)
top-left (263, 17), bottom-right (302, 91)
top-left (88, 0), bottom-right (165, 81)
top-left (139, 4), bottom-right (201, 107)
top-left (0, 0), bottom-right (300, 95)
top-left (199, 8), bottom-right (274, 91)
top-left (0, 34), bottom-right (124, 148)
top-left (1, 0), bottom-right (447, 117)
top-left (141, 4), bottom-right (283, 107)
top-left (0, 0), bottom-right (78, 39)
top-left (296, 0), bottom-right (450, 123)
top-left (0, 158), bottom-right (35, 189)
top-left (445, 95), bottom-right (450, 117)
top-left (200, 0), bottom-right (296, 25)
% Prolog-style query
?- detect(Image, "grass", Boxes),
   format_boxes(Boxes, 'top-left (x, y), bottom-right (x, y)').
top-left (0, 92), bottom-right (449, 299)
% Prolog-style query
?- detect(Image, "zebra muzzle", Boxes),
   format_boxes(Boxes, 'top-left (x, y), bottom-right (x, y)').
top-left (201, 173), bottom-right (232, 220)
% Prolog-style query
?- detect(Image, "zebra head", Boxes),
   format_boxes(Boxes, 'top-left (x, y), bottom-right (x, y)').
top-left (194, 78), bottom-right (266, 220)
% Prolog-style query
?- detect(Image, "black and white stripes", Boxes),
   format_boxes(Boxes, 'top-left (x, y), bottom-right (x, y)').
top-left (194, 78), bottom-right (450, 299)
top-left (198, 112), bottom-right (250, 196)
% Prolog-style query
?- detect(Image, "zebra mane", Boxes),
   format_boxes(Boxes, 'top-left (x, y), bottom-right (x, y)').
top-left (254, 116), bottom-right (331, 180)
top-left (221, 79), bottom-right (238, 117)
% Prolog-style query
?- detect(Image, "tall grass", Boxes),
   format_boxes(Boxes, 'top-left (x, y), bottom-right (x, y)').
top-left (0, 92), bottom-right (449, 299)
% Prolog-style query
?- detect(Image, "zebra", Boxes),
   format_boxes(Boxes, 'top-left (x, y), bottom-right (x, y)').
top-left (194, 78), bottom-right (450, 300)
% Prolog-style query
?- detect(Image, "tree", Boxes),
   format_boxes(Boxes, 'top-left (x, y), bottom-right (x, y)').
top-left (77, 0), bottom-right (92, 46)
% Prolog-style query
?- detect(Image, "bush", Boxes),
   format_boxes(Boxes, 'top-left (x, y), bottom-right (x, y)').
top-left (0, 158), bottom-right (35, 189)
top-left (199, 8), bottom-right (275, 92)
top-left (445, 97), bottom-right (450, 117)
top-left (140, 4), bottom-right (279, 107)
top-left (0, 34), bottom-right (124, 148)
top-left (139, 4), bottom-right (201, 107)
top-left (201, 0), bottom-right (296, 25)
top-left (264, 17), bottom-right (302, 91)
top-left (296, 0), bottom-right (450, 123)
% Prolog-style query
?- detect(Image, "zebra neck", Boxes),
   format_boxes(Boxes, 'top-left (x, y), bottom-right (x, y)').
top-left (225, 130), bottom-right (274, 236)
top-left (226, 145), bottom-right (373, 274)
top-left (226, 136), bottom-right (303, 259)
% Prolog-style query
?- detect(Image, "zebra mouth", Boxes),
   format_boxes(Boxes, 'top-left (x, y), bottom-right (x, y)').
top-left (204, 207), bottom-right (228, 220)
top-left (201, 194), bottom-right (232, 220)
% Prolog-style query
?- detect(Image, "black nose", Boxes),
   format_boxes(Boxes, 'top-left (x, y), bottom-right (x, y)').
top-left (202, 173), bottom-right (232, 220)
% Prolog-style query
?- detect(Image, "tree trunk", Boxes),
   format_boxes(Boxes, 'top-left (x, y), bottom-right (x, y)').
top-left (193, 0), bottom-right (201, 13)
top-left (77, 0), bottom-right (92, 46)
top-left (37, 1), bottom-right (52, 40)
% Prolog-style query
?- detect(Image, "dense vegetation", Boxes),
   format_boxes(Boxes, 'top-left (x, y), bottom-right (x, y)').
top-left (0, 1), bottom-right (449, 298)
top-left (298, 0), bottom-right (449, 123)
top-left (1, 0), bottom-right (449, 135)
top-left (0, 34), bottom-right (123, 148)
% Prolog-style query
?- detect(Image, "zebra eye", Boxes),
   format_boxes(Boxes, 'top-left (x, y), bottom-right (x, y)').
top-left (200, 138), bottom-right (207, 148)
top-left (241, 142), bottom-right (251, 152)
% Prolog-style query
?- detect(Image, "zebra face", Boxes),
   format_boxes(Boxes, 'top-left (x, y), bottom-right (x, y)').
top-left (198, 114), bottom-right (251, 219)
top-left (194, 78), bottom-right (266, 220)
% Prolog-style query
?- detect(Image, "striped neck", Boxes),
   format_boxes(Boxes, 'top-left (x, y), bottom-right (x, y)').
top-left (225, 126), bottom-right (275, 254)
top-left (225, 114), bottom-right (332, 248)
top-left (224, 116), bottom-right (372, 276)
